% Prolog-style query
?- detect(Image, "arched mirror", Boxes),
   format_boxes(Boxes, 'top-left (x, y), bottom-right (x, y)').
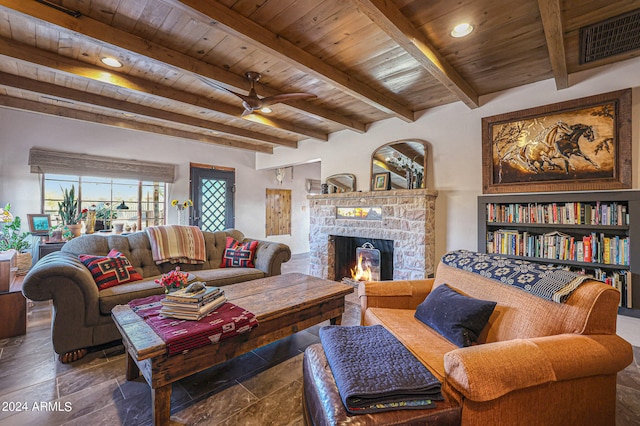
top-left (326, 173), bottom-right (357, 193)
top-left (371, 140), bottom-right (428, 190)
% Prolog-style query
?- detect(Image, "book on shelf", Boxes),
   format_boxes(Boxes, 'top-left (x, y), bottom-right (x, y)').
top-left (627, 270), bottom-right (633, 309)
top-left (485, 201), bottom-right (629, 226)
top-left (564, 267), bottom-right (633, 309)
top-left (487, 228), bottom-right (629, 266)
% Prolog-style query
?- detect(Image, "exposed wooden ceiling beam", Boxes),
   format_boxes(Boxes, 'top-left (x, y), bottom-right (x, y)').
top-left (0, 71), bottom-right (297, 147)
top-left (538, 0), bottom-right (569, 89)
top-left (176, 0), bottom-right (415, 122)
top-left (0, 0), bottom-right (365, 133)
top-left (0, 95), bottom-right (274, 153)
top-left (0, 37), bottom-right (327, 141)
top-left (353, 0), bottom-right (479, 109)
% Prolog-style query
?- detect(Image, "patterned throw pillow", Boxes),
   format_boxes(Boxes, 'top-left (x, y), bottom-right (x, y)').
top-left (220, 237), bottom-right (258, 268)
top-left (79, 249), bottom-right (143, 290)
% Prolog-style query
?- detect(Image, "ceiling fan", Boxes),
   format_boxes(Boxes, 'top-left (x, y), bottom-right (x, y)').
top-left (199, 71), bottom-right (316, 116)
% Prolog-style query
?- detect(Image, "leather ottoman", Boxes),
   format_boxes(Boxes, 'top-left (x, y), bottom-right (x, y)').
top-left (303, 343), bottom-right (461, 426)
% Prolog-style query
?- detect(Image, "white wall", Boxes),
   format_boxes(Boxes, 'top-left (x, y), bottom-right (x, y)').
top-left (257, 56), bottom-right (640, 262)
top-left (235, 161), bottom-right (320, 254)
top-left (0, 111), bottom-right (320, 254)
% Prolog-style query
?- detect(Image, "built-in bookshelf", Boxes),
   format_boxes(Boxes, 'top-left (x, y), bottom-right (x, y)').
top-left (478, 191), bottom-right (640, 318)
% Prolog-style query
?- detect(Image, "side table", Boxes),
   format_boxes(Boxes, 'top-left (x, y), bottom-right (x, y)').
top-left (0, 249), bottom-right (17, 292)
top-left (0, 250), bottom-right (26, 339)
top-left (36, 241), bottom-right (66, 263)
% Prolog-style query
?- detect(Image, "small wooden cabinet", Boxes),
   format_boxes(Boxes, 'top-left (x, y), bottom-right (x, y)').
top-left (0, 249), bottom-right (17, 292)
top-left (0, 291), bottom-right (26, 339)
top-left (0, 249), bottom-right (26, 339)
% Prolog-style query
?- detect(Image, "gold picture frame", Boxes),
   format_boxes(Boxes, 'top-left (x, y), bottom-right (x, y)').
top-left (372, 172), bottom-right (391, 191)
top-left (482, 89), bottom-right (631, 194)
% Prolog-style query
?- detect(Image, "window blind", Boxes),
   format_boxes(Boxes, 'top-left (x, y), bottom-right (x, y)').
top-left (29, 148), bottom-right (176, 183)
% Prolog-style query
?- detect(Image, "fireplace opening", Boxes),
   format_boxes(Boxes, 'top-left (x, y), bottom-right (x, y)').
top-left (333, 236), bottom-right (394, 282)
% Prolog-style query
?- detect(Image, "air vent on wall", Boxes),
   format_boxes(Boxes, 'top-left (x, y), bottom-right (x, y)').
top-left (580, 9), bottom-right (640, 64)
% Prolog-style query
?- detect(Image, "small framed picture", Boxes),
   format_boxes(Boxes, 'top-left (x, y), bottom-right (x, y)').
top-left (372, 172), bottom-right (390, 191)
top-left (27, 214), bottom-right (51, 234)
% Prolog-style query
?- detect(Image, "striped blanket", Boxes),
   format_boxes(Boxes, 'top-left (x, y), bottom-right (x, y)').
top-left (146, 225), bottom-right (206, 265)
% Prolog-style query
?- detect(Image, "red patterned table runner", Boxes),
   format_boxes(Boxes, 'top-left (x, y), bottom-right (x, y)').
top-left (128, 295), bottom-right (258, 356)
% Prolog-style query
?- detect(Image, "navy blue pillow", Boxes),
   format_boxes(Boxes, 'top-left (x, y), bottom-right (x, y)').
top-left (414, 284), bottom-right (497, 347)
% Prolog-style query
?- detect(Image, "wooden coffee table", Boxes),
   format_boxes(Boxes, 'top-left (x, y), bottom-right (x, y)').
top-left (111, 273), bottom-right (354, 425)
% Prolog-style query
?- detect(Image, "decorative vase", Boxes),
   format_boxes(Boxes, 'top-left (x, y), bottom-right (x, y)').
top-left (85, 210), bottom-right (96, 234)
top-left (405, 170), bottom-right (414, 189)
top-left (177, 208), bottom-right (188, 226)
top-left (414, 172), bottom-right (423, 189)
top-left (67, 224), bottom-right (82, 238)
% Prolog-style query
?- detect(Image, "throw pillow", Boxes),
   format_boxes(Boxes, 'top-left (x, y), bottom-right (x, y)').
top-left (220, 237), bottom-right (258, 268)
top-left (79, 250), bottom-right (143, 290)
top-left (414, 284), bottom-right (497, 348)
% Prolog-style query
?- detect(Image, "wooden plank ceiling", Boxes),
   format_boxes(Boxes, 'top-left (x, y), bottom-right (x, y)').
top-left (0, 0), bottom-right (637, 153)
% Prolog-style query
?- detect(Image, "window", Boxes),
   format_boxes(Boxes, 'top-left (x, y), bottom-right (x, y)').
top-left (44, 174), bottom-right (166, 230)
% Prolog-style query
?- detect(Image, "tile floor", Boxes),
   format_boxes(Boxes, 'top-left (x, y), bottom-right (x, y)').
top-left (0, 253), bottom-right (638, 425)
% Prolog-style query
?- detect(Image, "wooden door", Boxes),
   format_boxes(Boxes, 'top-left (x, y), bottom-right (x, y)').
top-left (266, 189), bottom-right (291, 236)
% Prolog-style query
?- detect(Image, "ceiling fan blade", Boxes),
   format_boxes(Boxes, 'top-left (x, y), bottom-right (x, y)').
top-left (196, 75), bottom-right (253, 104)
top-left (241, 108), bottom-right (255, 117)
top-left (261, 93), bottom-right (317, 107)
top-left (241, 100), bottom-right (260, 116)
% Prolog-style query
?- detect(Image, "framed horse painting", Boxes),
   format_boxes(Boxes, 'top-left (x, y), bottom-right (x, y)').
top-left (481, 89), bottom-right (631, 194)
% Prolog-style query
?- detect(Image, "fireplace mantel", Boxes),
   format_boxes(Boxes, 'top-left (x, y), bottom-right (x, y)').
top-left (308, 188), bottom-right (438, 201)
top-left (308, 189), bottom-right (438, 281)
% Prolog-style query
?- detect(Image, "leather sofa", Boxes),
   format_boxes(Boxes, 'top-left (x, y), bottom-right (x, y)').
top-left (303, 255), bottom-right (633, 425)
top-left (22, 229), bottom-right (290, 363)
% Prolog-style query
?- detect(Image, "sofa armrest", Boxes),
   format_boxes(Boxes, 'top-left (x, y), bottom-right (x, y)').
top-left (358, 279), bottom-right (434, 324)
top-left (444, 333), bottom-right (633, 402)
top-left (22, 251), bottom-right (101, 326)
top-left (246, 238), bottom-right (291, 276)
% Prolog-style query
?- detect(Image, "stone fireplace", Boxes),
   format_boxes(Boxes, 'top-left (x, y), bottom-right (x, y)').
top-left (308, 189), bottom-right (438, 281)
top-left (333, 236), bottom-right (394, 282)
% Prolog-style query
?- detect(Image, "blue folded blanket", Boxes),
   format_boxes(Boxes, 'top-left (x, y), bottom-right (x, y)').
top-left (319, 325), bottom-right (443, 414)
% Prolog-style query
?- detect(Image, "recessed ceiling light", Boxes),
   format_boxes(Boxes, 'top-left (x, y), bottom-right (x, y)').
top-left (260, 106), bottom-right (272, 114)
top-left (451, 23), bottom-right (474, 38)
top-left (100, 57), bottom-right (123, 68)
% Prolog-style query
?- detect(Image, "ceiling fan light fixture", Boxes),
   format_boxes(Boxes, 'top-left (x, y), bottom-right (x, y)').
top-left (198, 71), bottom-right (315, 117)
top-left (450, 23), bottom-right (474, 38)
top-left (100, 57), bottom-right (123, 68)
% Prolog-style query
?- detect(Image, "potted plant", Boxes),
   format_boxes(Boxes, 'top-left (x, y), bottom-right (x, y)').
top-left (57, 186), bottom-right (84, 237)
top-left (94, 203), bottom-right (117, 231)
top-left (0, 206), bottom-right (32, 275)
top-left (48, 224), bottom-right (73, 242)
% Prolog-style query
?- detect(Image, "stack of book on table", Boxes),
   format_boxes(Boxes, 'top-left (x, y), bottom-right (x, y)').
top-left (160, 283), bottom-right (227, 321)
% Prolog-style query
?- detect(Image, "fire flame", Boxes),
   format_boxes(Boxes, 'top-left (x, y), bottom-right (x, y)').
top-left (351, 254), bottom-right (372, 281)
